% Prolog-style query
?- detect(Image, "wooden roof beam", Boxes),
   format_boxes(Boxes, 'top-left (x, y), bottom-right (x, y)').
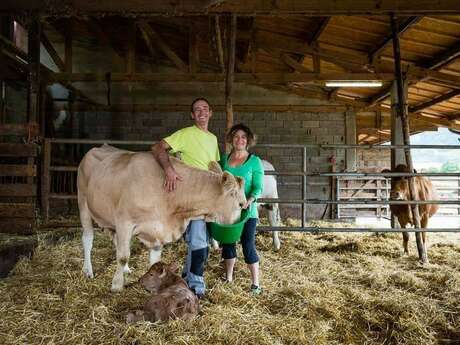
top-left (256, 30), bottom-right (371, 73)
top-left (409, 89), bottom-right (460, 113)
top-left (137, 21), bottom-right (188, 72)
top-left (41, 31), bottom-right (65, 71)
top-left (411, 112), bottom-right (460, 130)
top-left (368, 16), bottom-right (423, 62)
top-left (48, 72), bottom-right (396, 83)
top-left (310, 17), bottom-right (330, 44)
top-left (422, 40), bottom-right (460, 70)
top-left (138, 21), bottom-right (157, 60)
top-left (7, 1), bottom-right (460, 16)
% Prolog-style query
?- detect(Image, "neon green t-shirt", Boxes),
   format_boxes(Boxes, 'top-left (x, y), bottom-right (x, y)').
top-left (164, 125), bottom-right (220, 170)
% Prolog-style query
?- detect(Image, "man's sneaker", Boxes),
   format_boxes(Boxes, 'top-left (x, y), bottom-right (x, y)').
top-left (191, 288), bottom-right (205, 300)
top-left (250, 284), bottom-right (262, 295)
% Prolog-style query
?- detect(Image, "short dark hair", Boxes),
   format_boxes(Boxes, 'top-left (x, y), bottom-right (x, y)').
top-left (226, 123), bottom-right (257, 148)
top-left (190, 98), bottom-right (212, 112)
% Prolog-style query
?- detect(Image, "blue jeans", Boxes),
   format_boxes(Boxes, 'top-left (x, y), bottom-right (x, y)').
top-left (222, 218), bottom-right (259, 264)
top-left (183, 219), bottom-right (209, 296)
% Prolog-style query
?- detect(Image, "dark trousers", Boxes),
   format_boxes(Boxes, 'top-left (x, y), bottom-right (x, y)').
top-left (222, 218), bottom-right (259, 264)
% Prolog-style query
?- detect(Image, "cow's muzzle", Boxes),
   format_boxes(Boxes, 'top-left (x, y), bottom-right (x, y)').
top-left (390, 191), bottom-right (403, 200)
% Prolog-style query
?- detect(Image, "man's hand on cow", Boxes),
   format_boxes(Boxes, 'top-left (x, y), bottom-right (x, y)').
top-left (164, 167), bottom-right (183, 192)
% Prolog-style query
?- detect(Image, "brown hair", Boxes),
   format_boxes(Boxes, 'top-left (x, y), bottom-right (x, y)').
top-left (226, 123), bottom-right (257, 148)
top-left (190, 98), bottom-right (212, 112)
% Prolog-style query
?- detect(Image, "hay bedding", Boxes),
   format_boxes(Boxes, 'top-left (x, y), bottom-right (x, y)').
top-left (0, 220), bottom-right (459, 345)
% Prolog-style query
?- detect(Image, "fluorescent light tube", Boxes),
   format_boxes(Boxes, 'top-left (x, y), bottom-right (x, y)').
top-left (325, 81), bottom-right (383, 87)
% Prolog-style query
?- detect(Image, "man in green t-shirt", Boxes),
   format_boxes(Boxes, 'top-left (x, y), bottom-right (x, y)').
top-left (151, 98), bottom-right (219, 297)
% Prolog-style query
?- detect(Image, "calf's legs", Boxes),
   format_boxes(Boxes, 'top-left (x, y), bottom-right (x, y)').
top-left (402, 229), bottom-right (410, 255)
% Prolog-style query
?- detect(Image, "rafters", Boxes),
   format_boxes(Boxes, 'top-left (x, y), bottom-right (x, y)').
top-left (369, 34), bottom-right (460, 107)
top-left (368, 16), bottom-right (423, 62)
top-left (409, 89), bottom-right (460, 113)
top-left (41, 31), bottom-right (65, 71)
top-left (281, 53), bottom-right (312, 73)
top-left (48, 72), bottom-right (396, 83)
top-left (310, 17), bottom-right (330, 44)
top-left (7, 1), bottom-right (460, 16)
top-left (422, 40), bottom-right (460, 70)
top-left (137, 21), bottom-right (188, 72)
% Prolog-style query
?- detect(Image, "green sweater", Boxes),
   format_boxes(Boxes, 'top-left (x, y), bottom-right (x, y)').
top-left (220, 153), bottom-right (264, 219)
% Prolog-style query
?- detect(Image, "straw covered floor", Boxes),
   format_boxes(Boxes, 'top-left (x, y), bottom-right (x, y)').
top-left (0, 219), bottom-right (459, 345)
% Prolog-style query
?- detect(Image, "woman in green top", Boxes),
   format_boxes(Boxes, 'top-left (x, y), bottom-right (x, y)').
top-left (220, 123), bottom-right (264, 295)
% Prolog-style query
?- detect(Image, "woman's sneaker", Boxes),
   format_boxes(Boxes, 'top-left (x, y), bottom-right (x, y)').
top-left (250, 284), bottom-right (262, 295)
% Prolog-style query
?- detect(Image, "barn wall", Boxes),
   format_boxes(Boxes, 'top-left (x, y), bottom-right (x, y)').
top-left (357, 148), bottom-right (390, 172)
top-left (58, 109), bottom-right (345, 220)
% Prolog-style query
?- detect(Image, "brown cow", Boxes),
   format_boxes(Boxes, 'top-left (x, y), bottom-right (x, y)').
top-left (384, 164), bottom-right (439, 259)
top-left (126, 262), bottom-right (199, 323)
top-left (77, 145), bottom-right (246, 291)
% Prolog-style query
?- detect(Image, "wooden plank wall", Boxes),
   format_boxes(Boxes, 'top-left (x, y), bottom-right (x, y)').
top-left (0, 138), bottom-right (38, 235)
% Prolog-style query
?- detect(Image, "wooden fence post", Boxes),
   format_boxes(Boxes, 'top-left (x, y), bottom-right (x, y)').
top-left (41, 138), bottom-right (51, 222)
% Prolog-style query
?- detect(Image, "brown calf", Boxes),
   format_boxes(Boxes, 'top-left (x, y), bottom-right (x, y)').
top-left (127, 262), bottom-right (199, 323)
top-left (383, 164), bottom-right (439, 257)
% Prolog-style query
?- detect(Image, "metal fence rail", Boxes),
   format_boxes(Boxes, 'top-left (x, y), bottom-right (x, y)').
top-left (42, 139), bottom-right (460, 233)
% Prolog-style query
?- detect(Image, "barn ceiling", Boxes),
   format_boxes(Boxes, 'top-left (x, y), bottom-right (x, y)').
top-left (1, 2), bottom-right (460, 144)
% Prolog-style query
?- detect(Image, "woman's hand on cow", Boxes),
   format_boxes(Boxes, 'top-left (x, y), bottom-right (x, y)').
top-left (242, 197), bottom-right (255, 209)
top-left (164, 167), bottom-right (182, 192)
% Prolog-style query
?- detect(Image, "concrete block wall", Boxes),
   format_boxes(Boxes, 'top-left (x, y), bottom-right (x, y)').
top-left (55, 109), bottom-right (346, 220)
top-left (357, 148), bottom-right (391, 172)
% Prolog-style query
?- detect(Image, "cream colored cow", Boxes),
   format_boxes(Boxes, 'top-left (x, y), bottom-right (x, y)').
top-left (77, 145), bottom-right (246, 291)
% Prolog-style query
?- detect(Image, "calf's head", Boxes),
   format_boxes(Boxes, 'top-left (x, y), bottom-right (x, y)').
top-left (383, 165), bottom-right (413, 201)
top-left (390, 178), bottom-right (410, 201)
top-left (139, 262), bottom-right (180, 293)
top-left (211, 172), bottom-right (246, 225)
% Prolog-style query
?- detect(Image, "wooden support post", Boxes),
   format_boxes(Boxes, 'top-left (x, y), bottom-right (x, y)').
top-left (225, 14), bottom-right (236, 153)
top-left (65, 22), bottom-right (72, 73)
top-left (391, 14), bottom-right (427, 263)
top-left (215, 16), bottom-right (225, 73)
top-left (189, 22), bottom-right (199, 73)
top-left (127, 22), bottom-right (136, 74)
top-left (41, 138), bottom-right (51, 221)
top-left (390, 81), bottom-right (407, 167)
top-left (27, 18), bottom-right (41, 124)
top-left (345, 108), bottom-right (357, 171)
top-left (0, 80), bottom-right (4, 123)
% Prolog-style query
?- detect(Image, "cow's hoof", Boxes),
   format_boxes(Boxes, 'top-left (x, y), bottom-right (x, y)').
top-left (273, 242), bottom-right (281, 252)
top-left (83, 268), bottom-right (94, 279)
top-left (123, 265), bottom-right (132, 274)
top-left (111, 279), bottom-right (124, 292)
top-left (420, 259), bottom-right (430, 265)
top-left (126, 313), bottom-right (136, 323)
